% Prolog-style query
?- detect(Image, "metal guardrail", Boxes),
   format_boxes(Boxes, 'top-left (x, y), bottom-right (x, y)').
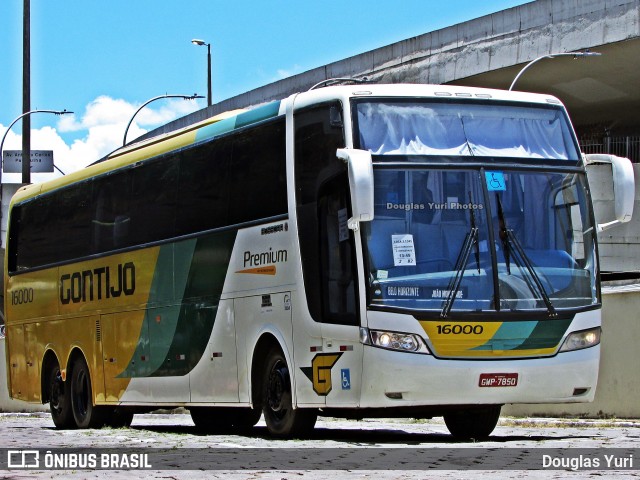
top-left (580, 135), bottom-right (640, 164)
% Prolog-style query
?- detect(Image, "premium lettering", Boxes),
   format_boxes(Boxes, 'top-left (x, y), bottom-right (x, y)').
top-left (60, 262), bottom-right (136, 304)
top-left (243, 248), bottom-right (288, 268)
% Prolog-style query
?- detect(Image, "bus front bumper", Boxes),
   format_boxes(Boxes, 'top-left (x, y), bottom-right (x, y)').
top-left (356, 344), bottom-right (599, 408)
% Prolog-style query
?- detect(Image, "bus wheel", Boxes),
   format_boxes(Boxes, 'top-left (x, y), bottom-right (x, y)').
top-left (229, 407), bottom-right (262, 434)
top-left (443, 405), bottom-right (501, 440)
top-left (261, 348), bottom-right (317, 438)
top-left (233, 407), bottom-right (262, 430)
top-left (190, 407), bottom-right (235, 433)
top-left (70, 357), bottom-right (106, 429)
top-left (48, 364), bottom-right (75, 429)
top-left (104, 408), bottom-right (134, 428)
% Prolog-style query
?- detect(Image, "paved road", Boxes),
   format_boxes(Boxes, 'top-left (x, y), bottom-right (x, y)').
top-left (0, 412), bottom-right (638, 479)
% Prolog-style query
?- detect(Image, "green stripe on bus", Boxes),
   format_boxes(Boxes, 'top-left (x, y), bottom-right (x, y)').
top-left (470, 321), bottom-right (538, 351)
top-left (234, 101), bottom-right (281, 129)
top-left (118, 230), bottom-right (237, 378)
top-left (470, 318), bottom-right (572, 352)
top-left (195, 101), bottom-right (281, 143)
top-left (516, 318), bottom-right (572, 350)
top-left (149, 230), bottom-right (237, 376)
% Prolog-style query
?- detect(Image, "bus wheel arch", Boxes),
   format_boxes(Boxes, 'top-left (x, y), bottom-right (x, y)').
top-left (252, 336), bottom-right (317, 438)
top-left (41, 349), bottom-right (60, 404)
top-left (251, 334), bottom-right (281, 409)
top-left (67, 349), bottom-right (106, 429)
top-left (42, 349), bottom-right (75, 429)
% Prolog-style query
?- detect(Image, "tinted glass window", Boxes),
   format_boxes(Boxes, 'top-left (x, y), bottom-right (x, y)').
top-left (91, 170), bottom-right (131, 253)
top-left (294, 103), bottom-right (356, 324)
top-left (12, 197), bottom-right (58, 271)
top-left (228, 120), bottom-right (287, 225)
top-left (176, 139), bottom-right (231, 236)
top-left (9, 118), bottom-right (287, 273)
top-left (129, 156), bottom-right (178, 245)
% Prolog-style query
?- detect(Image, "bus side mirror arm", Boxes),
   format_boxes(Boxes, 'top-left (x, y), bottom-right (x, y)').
top-left (336, 148), bottom-right (375, 230)
top-left (584, 153), bottom-right (635, 232)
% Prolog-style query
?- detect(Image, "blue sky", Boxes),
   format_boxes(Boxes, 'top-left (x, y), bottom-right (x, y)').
top-left (0, 0), bottom-right (528, 180)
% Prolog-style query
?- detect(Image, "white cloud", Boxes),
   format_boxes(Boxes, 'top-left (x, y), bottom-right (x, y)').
top-left (1, 95), bottom-right (203, 183)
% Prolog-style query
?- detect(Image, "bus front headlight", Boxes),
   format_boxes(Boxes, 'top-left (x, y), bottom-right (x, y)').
top-left (559, 327), bottom-right (601, 352)
top-left (362, 328), bottom-right (430, 354)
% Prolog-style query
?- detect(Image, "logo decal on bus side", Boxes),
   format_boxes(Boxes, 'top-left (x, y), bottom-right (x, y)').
top-left (236, 247), bottom-right (288, 275)
top-left (300, 353), bottom-right (343, 396)
top-left (236, 265), bottom-right (277, 276)
top-left (59, 262), bottom-right (136, 304)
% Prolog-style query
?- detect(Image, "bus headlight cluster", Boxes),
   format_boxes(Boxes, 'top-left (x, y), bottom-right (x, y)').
top-left (559, 327), bottom-right (601, 352)
top-left (361, 328), bottom-right (430, 354)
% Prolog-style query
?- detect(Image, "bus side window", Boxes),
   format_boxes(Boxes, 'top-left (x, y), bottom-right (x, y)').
top-left (295, 102), bottom-right (357, 325)
top-left (318, 175), bottom-right (358, 325)
top-left (92, 172), bottom-right (131, 253)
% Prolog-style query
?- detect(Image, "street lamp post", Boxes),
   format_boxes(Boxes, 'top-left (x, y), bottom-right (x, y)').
top-left (191, 39), bottom-right (212, 107)
top-left (123, 94), bottom-right (203, 146)
top-left (0, 109), bottom-right (73, 184)
top-left (509, 50), bottom-right (602, 91)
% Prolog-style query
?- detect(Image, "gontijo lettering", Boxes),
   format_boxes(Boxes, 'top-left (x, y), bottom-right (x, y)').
top-left (60, 262), bottom-right (136, 304)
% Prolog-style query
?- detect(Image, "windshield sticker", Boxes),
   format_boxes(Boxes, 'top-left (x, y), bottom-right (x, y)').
top-left (338, 208), bottom-right (349, 242)
top-left (485, 171), bottom-right (506, 191)
top-left (387, 286), bottom-right (420, 297)
top-left (392, 234), bottom-right (416, 266)
top-left (376, 270), bottom-right (388, 280)
top-left (427, 286), bottom-right (468, 300)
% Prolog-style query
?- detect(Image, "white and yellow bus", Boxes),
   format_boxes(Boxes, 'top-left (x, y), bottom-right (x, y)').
top-left (4, 84), bottom-right (635, 439)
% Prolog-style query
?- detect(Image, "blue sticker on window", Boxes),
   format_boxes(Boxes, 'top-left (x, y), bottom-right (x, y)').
top-left (485, 171), bottom-right (506, 191)
top-left (341, 369), bottom-right (351, 390)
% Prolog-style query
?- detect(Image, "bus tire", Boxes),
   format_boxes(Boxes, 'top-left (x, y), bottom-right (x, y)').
top-left (232, 407), bottom-right (262, 430)
top-left (48, 363), bottom-right (75, 429)
top-left (443, 405), bottom-right (501, 440)
top-left (190, 407), bottom-right (235, 433)
top-left (261, 347), bottom-right (317, 438)
top-left (104, 408), bottom-right (134, 428)
top-left (69, 357), bottom-right (106, 429)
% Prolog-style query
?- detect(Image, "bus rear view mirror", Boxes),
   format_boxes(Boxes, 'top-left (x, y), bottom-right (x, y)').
top-left (336, 148), bottom-right (374, 230)
top-left (584, 153), bottom-right (635, 232)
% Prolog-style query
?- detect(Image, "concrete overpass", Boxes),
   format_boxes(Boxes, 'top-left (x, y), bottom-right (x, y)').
top-left (144, 0), bottom-right (640, 157)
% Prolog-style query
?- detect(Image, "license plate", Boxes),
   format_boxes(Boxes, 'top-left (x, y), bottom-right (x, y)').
top-left (479, 373), bottom-right (518, 387)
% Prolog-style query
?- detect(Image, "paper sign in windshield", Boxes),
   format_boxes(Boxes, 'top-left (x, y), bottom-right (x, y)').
top-left (392, 234), bottom-right (416, 266)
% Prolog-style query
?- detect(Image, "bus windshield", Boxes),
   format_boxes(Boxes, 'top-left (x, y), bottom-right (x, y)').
top-left (355, 99), bottom-right (596, 315)
top-left (356, 100), bottom-right (580, 160)
top-left (362, 168), bottom-right (597, 314)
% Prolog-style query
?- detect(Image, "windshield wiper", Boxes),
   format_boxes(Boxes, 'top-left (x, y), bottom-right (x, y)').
top-left (441, 225), bottom-right (478, 318)
top-left (496, 194), bottom-right (512, 275)
top-left (496, 195), bottom-right (557, 317)
top-left (469, 191), bottom-right (481, 274)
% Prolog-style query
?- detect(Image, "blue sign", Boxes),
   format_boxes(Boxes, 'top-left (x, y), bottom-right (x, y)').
top-left (341, 369), bottom-right (351, 390)
top-left (485, 171), bottom-right (506, 191)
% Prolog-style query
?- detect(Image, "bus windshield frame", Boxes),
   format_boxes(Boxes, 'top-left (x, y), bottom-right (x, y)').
top-left (352, 98), bottom-right (598, 318)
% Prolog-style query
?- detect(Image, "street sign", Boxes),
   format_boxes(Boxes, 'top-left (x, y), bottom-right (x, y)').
top-left (2, 150), bottom-right (54, 173)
